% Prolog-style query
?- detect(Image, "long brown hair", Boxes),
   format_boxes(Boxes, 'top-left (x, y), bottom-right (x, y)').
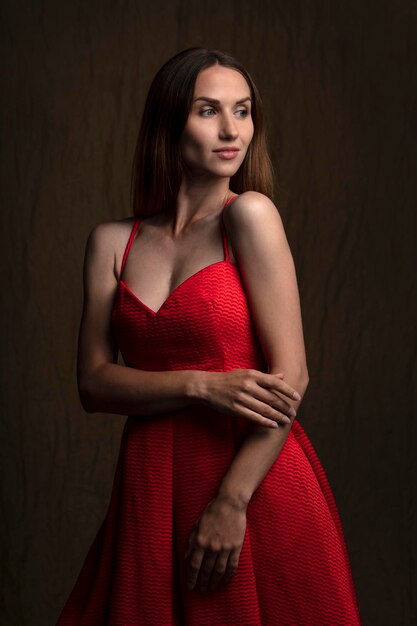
top-left (131, 47), bottom-right (274, 216)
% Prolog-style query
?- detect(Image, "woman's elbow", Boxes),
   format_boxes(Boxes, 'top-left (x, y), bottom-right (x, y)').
top-left (78, 373), bottom-right (99, 413)
top-left (299, 369), bottom-right (309, 397)
top-left (270, 363), bottom-right (309, 398)
top-left (292, 365), bottom-right (309, 399)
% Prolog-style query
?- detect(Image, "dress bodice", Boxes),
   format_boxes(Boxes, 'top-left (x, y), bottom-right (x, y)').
top-left (111, 200), bottom-right (267, 375)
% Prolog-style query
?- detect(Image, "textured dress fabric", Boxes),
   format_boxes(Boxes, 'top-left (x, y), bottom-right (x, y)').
top-left (57, 197), bottom-right (361, 625)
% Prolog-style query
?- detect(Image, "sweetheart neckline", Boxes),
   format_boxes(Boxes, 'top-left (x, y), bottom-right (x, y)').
top-left (118, 259), bottom-right (239, 316)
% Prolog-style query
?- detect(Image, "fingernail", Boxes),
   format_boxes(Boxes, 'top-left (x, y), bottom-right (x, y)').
top-left (289, 408), bottom-right (296, 417)
top-left (283, 417), bottom-right (291, 424)
top-left (293, 391), bottom-right (301, 400)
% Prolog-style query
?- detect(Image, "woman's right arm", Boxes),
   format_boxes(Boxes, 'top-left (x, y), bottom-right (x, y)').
top-left (78, 222), bottom-right (299, 426)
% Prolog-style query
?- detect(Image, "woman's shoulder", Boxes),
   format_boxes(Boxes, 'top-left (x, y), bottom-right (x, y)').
top-left (87, 216), bottom-right (136, 240)
top-left (85, 216), bottom-right (137, 250)
top-left (83, 217), bottom-right (138, 272)
top-left (224, 191), bottom-right (283, 234)
top-left (223, 192), bottom-right (288, 262)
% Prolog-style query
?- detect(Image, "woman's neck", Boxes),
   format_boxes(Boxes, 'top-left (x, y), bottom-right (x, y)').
top-left (171, 178), bottom-right (232, 235)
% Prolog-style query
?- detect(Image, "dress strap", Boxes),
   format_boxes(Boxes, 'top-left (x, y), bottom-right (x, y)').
top-left (120, 218), bottom-right (141, 279)
top-left (220, 195), bottom-right (239, 262)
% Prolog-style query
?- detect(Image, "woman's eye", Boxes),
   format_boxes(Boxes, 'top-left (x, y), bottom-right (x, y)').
top-left (199, 107), bottom-right (249, 118)
top-left (200, 108), bottom-right (216, 117)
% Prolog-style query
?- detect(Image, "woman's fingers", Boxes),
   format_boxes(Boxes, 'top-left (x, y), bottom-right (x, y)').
top-left (235, 370), bottom-right (304, 427)
top-left (185, 504), bottom-right (245, 593)
top-left (236, 393), bottom-right (296, 426)
top-left (197, 550), bottom-right (218, 592)
top-left (223, 369), bottom-right (302, 427)
top-left (186, 546), bottom-right (205, 590)
top-left (235, 404), bottom-right (287, 428)
top-left (205, 369), bottom-right (302, 427)
top-left (187, 547), bottom-right (238, 592)
top-left (249, 386), bottom-right (297, 420)
top-left (261, 373), bottom-right (301, 401)
top-left (223, 548), bottom-right (241, 583)
top-left (209, 551), bottom-right (230, 591)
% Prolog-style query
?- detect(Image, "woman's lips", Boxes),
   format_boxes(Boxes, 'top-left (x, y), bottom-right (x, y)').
top-left (214, 149), bottom-right (240, 160)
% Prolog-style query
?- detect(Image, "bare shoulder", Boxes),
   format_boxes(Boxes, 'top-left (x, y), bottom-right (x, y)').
top-left (223, 191), bottom-right (285, 242)
top-left (83, 217), bottom-right (137, 281)
top-left (86, 217), bottom-right (136, 250)
top-left (84, 217), bottom-right (135, 264)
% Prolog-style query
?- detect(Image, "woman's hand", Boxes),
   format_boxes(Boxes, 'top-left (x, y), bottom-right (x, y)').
top-left (195, 369), bottom-right (301, 428)
top-left (185, 496), bottom-right (247, 592)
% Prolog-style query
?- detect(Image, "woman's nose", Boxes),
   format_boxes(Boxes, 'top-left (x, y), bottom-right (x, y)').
top-left (219, 113), bottom-right (238, 139)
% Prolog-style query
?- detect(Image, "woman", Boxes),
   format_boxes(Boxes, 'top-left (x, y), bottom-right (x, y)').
top-left (57, 48), bottom-right (361, 625)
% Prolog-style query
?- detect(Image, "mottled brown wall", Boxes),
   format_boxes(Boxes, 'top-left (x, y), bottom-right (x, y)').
top-left (1, 1), bottom-right (416, 624)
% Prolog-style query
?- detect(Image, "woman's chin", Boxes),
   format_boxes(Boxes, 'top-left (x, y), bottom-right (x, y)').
top-left (185, 162), bottom-right (243, 181)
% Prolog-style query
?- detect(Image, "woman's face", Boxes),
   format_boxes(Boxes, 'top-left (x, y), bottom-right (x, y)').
top-left (180, 65), bottom-right (254, 179)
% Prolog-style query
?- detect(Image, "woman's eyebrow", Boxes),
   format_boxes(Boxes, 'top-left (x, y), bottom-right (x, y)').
top-left (193, 96), bottom-right (252, 105)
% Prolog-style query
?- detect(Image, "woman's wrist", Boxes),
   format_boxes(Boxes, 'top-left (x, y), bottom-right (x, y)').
top-left (185, 370), bottom-right (212, 405)
top-left (216, 484), bottom-right (251, 511)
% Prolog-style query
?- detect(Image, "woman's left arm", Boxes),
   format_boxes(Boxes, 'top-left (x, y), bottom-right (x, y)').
top-left (185, 192), bottom-right (309, 592)
top-left (217, 191), bottom-right (309, 507)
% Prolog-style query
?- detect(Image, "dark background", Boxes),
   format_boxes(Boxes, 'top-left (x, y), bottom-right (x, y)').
top-left (1, 1), bottom-right (416, 624)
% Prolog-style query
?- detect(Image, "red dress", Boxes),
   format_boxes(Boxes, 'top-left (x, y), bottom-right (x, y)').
top-left (57, 197), bottom-right (361, 625)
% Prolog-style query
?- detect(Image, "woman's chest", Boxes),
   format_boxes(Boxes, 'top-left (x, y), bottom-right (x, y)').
top-left (111, 262), bottom-right (266, 373)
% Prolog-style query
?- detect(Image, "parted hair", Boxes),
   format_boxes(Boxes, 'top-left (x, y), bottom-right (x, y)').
top-left (131, 47), bottom-right (274, 216)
